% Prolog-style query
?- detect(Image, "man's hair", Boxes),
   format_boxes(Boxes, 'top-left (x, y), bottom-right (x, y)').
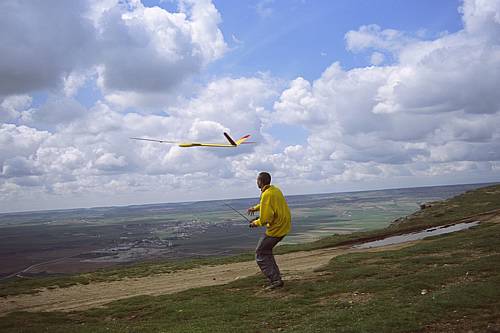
top-left (258, 172), bottom-right (271, 186)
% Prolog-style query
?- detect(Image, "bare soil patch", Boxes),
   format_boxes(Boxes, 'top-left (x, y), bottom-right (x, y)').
top-left (0, 242), bottom-right (415, 315)
top-left (317, 291), bottom-right (373, 306)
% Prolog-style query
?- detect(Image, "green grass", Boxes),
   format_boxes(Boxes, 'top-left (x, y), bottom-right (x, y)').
top-left (394, 185), bottom-right (500, 226)
top-left (1, 202), bottom-right (499, 332)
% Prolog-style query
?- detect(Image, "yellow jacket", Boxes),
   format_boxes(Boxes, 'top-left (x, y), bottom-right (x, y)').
top-left (253, 185), bottom-right (291, 237)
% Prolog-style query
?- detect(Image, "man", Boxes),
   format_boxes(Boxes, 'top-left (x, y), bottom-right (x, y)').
top-left (247, 172), bottom-right (291, 290)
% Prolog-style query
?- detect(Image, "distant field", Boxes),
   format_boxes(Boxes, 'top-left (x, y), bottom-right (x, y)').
top-left (0, 183), bottom-right (491, 278)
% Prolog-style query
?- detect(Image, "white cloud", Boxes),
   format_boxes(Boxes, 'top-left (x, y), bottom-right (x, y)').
top-left (94, 152), bottom-right (128, 172)
top-left (375, 36), bottom-right (500, 115)
top-left (345, 24), bottom-right (416, 54)
top-left (37, 146), bottom-right (87, 173)
top-left (1, 156), bottom-right (40, 178)
top-left (460, 0), bottom-right (500, 39)
top-left (95, 0), bottom-right (226, 99)
top-left (168, 76), bottom-right (278, 140)
top-left (63, 71), bottom-right (91, 97)
top-left (1, 0), bottom-right (500, 212)
top-left (0, 0), bottom-right (96, 96)
top-left (0, 124), bottom-right (51, 164)
top-left (0, 95), bottom-right (33, 122)
top-left (370, 52), bottom-right (385, 65)
top-left (25, 96), bottom-right (88, 129)
top-left (0, 0), bottom-right (226, 106)
top-left (273, 77), bottom-right (322, 125)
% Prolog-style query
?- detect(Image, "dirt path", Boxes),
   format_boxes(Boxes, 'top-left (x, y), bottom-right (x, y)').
top-left (0, 242), bottom-right (417, 316)
top-left (0, 255), bottom-right (77, 282)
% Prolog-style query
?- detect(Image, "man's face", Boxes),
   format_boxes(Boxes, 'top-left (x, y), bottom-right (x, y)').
top-left (256, 177), bottom-right (262, 189)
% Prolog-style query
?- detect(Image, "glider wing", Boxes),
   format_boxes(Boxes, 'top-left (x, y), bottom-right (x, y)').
top-left (130, 137), bottom-right (178, 144)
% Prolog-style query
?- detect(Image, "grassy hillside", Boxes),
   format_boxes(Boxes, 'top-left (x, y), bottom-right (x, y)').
top-left (278, 183), bottom-right (500, 252)
top-left (1, 185), bottom-right (499, 332)
top-left (1, 184), bottom-right (500, 299)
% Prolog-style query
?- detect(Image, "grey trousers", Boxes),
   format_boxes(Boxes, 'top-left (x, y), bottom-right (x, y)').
top-left (255, 235), bottom-right (284, 283)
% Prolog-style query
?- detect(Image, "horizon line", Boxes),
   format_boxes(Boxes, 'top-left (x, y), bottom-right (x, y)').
top-left (1, 181), bottom-right (498, 216)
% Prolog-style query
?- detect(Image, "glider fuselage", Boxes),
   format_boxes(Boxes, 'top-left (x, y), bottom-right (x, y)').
top-left (178, 143), bottom-right (236, 147)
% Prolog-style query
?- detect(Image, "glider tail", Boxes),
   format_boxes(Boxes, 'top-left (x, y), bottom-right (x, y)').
top-left (224, 133), bottom-right (256, 146)
top-left (223, 132), bottom-right (238, 146)
top-left (236, 134), bottom-right (255, 145)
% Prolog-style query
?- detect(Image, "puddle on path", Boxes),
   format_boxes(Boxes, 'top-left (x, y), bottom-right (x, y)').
top-left (354, 221), bottom-right (480, 249)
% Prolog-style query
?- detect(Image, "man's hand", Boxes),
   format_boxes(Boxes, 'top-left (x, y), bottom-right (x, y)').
top-left (247, 207), bottom-right (257, 216)
top-left (249, 219), bottom-right (259, 228)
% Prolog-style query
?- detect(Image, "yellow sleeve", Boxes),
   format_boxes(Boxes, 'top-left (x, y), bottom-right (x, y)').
top-left (254, 193), bottom-right (274, 227)
top-left (253, 204), bottom-right (260, 211)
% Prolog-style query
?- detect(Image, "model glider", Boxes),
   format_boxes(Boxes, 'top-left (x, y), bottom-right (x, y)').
top-left (130, 132), bottom-right (255, 148)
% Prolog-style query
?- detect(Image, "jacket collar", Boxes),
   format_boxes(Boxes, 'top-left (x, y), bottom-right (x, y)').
top-left (261, 184), bottom-right (271, 193)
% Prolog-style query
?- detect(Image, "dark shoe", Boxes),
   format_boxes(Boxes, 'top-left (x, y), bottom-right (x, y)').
top-left (265, 280), bottom-right (284, 290)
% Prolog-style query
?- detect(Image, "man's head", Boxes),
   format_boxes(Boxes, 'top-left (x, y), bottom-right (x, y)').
top-left (257, 172), bottom-right (271, 189)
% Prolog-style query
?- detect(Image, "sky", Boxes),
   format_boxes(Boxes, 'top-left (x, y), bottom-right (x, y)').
top-left (1, 0), bottom-right (499, 213)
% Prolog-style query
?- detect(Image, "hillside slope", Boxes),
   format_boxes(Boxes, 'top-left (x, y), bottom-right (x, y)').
top-left (0, 184), bottom-right (499, 332)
